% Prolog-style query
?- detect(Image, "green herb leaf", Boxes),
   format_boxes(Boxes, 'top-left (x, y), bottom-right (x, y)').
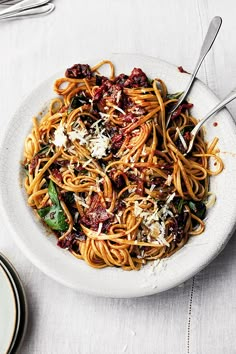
top-left (24, 164), bottom-right (29, 176)
top-left (188, 201), bottom-right (206, 220)
top-left (63, 192), bottom-right (75, 205)
top-left (70, 95), bottom-right (89, 110)
top-left (167, 92), bottom-right (183, 100)
top-left (177, 199), bottom-right (184, 214)
top-left (37, 181), bottom-right (68, 232)
top-left (48, 180), bottom-right (60, 206)
top-left (36, 145), bottom-right (50, 156)
top-left (38, 205), bottom-right (68, 231)
top-left (37, 206), bottom-right (51, 218)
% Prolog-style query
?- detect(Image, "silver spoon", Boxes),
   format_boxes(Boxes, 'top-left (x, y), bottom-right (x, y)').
top-left (186, 88), bottom-right (236, 154)
top-left (166, 16), bottom-right (222, 128)
top-left (0, 0), bottom-right (51, 17)
top-left (0, 2), bottom-right (54, 19)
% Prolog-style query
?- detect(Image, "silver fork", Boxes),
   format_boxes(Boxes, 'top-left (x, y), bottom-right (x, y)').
top-left (0, 0), bottom-right (51, 17)
top-left (185, 88), bottom-right (236, 154)
top-left (166, 16), bottom-right (222, 128)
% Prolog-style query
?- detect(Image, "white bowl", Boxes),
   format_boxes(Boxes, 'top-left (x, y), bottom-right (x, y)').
top-left (0, 53), bottom-right (236, 298)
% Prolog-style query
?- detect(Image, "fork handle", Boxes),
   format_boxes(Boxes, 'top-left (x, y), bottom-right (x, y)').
top-left (178, 17), bottom-right (222, 107)
top-left (0, 0), bottom-right (49, 16)
top-left (191, 88), bottom-right (236, 136)
top-left (167, 17), bottom-right (222, 127)
top-left (0, 2), bottom-right (54, 19)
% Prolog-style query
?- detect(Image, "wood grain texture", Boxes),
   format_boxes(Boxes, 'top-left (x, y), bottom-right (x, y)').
top-left (0, 0), bottom-right (235, 353)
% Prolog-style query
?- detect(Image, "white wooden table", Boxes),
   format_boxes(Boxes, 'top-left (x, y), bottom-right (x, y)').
top-left (0, 1), bottom-right (236, 353)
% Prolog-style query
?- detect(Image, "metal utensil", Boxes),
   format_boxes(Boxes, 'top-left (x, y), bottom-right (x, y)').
top-left (0, 0), bottom-right (20, 4)
top-left (166, 16), bottom-right (222, 128)
top-left (0, 2), bottom-right (54, 19)
top-left (185, 88), bottom-right (236, 154)
top-left (0, 0), bottom-right (51, 17)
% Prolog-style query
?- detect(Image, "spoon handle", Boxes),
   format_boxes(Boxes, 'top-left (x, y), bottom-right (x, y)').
top-left (167, 16), bottom-right (222, 127)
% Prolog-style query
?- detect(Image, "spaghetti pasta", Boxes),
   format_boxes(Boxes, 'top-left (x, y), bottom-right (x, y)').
top-left (23, 60), bottom-right (223, 270)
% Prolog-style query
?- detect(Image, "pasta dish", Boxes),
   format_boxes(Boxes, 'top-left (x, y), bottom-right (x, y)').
top-left (23, 60), bottom-right (223, 270)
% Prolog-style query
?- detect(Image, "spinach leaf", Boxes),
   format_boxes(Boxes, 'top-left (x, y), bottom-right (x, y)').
top-left (167, 92), bottom-right (183, 100)
top-left (24, 164), bottom-right (29, 176)
top-left (37, 180), bottom-right (68, 232)
top-left (188, 201), bottom-right (206, 220)
top-left (37, 206), bottom-right (51, 218)
top-left (36, 145), bottom-right (50, 156)
top-left (48, 179), bottom-right (60, 206)
top-left (173, 198), bottom-right (186, 214)
top-left (63, 192), bottom-right (74, 205)
top-left (70, 95), bottom-right (89, 110)
top-left (177, 199), bottom-right (185, 214)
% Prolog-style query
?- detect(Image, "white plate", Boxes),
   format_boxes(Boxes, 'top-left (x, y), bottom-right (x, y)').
top-left (0, 264), bottom-right (16, 353)
top-left (0, 53), bottom-right (236, 298)
top-left (0, 253), bottom-right (28, 353)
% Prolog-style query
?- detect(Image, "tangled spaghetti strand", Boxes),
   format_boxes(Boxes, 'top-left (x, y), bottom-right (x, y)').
top-left (23, 60), bottom-right (223, 270)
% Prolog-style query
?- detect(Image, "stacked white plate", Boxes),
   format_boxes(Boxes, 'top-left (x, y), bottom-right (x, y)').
top-left (0, 253), bottom-right (27, 353)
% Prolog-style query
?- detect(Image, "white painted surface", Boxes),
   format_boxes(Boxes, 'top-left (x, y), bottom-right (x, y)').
top-left (0, 0), bottom-right (236, 353)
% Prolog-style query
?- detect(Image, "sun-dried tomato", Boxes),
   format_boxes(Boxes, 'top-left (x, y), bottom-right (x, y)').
top-left (65, 64), bottom-right (92, 79)
top-left (171, 103), bottom-right (193, 120)
top-left (124, 68), bottom-right (149, 88)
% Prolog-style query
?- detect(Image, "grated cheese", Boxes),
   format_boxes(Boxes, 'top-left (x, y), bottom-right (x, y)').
top-left (176, 127), bottom-right (187, 151)
top-left (82, 158), bottom-right (92, 168)
top-left (112, 105), bottom-right (126, 115)
top-left (116, 90), bottom-right (122, 104)
top-left (89, 130), bottom-right (110, 159)
top-left (166, 192), bottom-right (175, 204)
top-left (134, 201), bottom-right (143, 217)
top-left (150, 184), bottom-right (155, 192)
top-left (74, 194), bottom-right (89, 209)
top-left (53, 123), bottom-right (67, 147)
top-left (115, 214), bottom-right (121, 224)
top-left (157, 233), bottom-right (170, 247)
top-left (165, 174), bottom-right (172, 186)
top-left (68, 128), bottom-right (88, 145)
top-left (66, 145), bottom-right (76, 155)
top-left (97, 222), bottom-right (103, 236)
